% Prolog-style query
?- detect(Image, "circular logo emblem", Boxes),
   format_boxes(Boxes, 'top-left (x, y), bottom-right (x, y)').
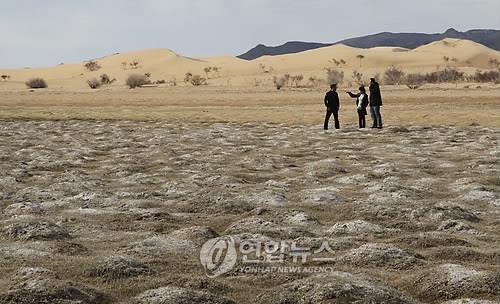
top-left (200, 236), bottom-right (238, 278)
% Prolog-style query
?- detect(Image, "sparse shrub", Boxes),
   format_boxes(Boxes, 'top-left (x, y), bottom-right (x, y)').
top-left (1, 75), bottom-right (10, 81)
top-left (25, 78), bottom-right (48, 89)
top-left (352, 70), bottom-right (364, 85)
top-left (258, 63), bottom-right (274, 73)
top-left (329, 58), bottom-right (341, 66)
top-left (87, 78), bottom-right (102, 89)
top-left (308, 76), bottom-right (322, 87)
top-left (469, 70), bottom-right (500, 83)
top-left (144, 72), bottom-right (152, 79)
top-left (204, 67), bottom-right (212, 78)
top-left (291, 75), bottom-right (304, 87)
top-left (155, 80), bottom-right (166, 84)
top-left (273, 76), bottom-right (286, 90)
top-left (129, 60), bottom-right (140, 69)
top-left (434, 68), bottom-right (464, 83)
top-left (384, 66), bottom-right (405, 85)
top-left (405, 73), bottom-right (425, 89)
top-left (84, 60), bottom-right (101, 72)
top-left (488, 58), bottom-right (500, 68)
top-left (184, 72), bottom-right (193, 83)
top-left (356, 54), bottom-right (365, 68)
top-left (126, 74), bottom-right (150, 89)
top-left (99, 74), bottom-right (116, 85)
top-left (325, 68), bottom-right (344, 85)
top-left (190, 75), bottom-right (207, 86)
top-left (168, 78), bottom-right (177, 86)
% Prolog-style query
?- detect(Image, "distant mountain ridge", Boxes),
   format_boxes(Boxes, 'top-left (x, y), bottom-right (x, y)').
top-left (237, 28), bottom-right (500, 60)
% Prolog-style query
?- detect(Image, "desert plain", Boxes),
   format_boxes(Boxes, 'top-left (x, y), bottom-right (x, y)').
top-left (0, 38), bottom-right (499, 303)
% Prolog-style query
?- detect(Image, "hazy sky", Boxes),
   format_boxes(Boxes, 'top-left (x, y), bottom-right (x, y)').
top-left (1, 0), bottom-right (499, 68)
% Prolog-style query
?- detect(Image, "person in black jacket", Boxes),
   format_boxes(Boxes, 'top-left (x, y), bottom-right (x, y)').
top-left (324, 84), bottom-right (340, 130)
top-left (369, 78), bottom-right (383, 128)
top-left (347, 86), bottom-right (369, 128)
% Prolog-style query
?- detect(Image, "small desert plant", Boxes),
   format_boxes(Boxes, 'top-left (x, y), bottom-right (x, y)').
top-left (469, 70), bottom-right (500, 83)
top-left (488, 58), bottom-right (500, 68)
top-left (155, 80), bottom-right (166, 84)
top-left (25, 78), bottom-right (48, 89)
top-left (168, 78), bottom-right (177, 86)
top-left (204, 67), bottom-right (212, 78)
top-left (259, 63), bottom-right (274, 73)
top-left (406, 73), bottom-right (425, 89)
top-left (1, 75), bottom-right (10, 81)
top-left (384, 66), bottom-right (405, 85)
top-left (273, 76), bottom-right (287, 90)
top-left (87, 78), bottom-right (102, 89)
top-left (99, 74), bottom-right (116, 85)
top-left (352, 70), bottom-right (364, 85)
top-left (356, 54), bottom-right (365, 68)
top-left (126, 74), bottom-right (150, 89)
top-left (84, 60), bottom-right (101, 72)
top-left (184, 72), bottom-right (193, 83)
top-left (325, 68), bottom-right (344, 85)
top-left (329, 58), bottom-right (341, 66)
top-left (290, 75), bottom-right (304, 87)
top-left (190, 75), bottom-right (207, 86)
top-left (308, 76), bottom-right (322, 87)
top-left (129, 60), bottom-right (140, 69)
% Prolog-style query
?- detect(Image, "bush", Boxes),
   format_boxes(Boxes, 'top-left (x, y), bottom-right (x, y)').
top-left (273, 76), bottom-right (286, 90)
top-left (405, 73), bottom-right (425, 89)
top-left (1, 75), bottom-right (10, 81)
top-left (384, 66), bottom-right (405, 85)
top-left (308, 76), bottom-right (322, 88)
top-left (469, 70), bottom-right (500, 83)
top-left (426, 68), bottom-right (464, 83)
top-left (84, 60), bottom-right (101, 72)
top-left (290, 75), bottom-right (304, 87)
top-left (87, 78), bottom-right (102, 89)
top-left (25, 78), bottom-right (48, 89)
top-left (100, 74), bottom-right (116, 85)
top-left (126, 74), bottom-right (150, 89)
top-left (184, 72), bottom-right (193, 83)
top-left (325, 68), bottom-right (344, 85)
top-left (352, 70), bottom-right (364, 85)
top-left (190, 75), bottom-right (207, 86)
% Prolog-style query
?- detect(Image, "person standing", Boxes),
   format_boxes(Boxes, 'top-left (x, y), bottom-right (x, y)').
top-left (347, 86), bottom-right (369, 128)
top-left (324, 84), bottom-right (340, 130)
top-left (369, 78), bottom-right (383, 128)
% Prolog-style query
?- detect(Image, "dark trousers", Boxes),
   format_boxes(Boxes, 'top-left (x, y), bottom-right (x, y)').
top-left (358, 111), bottom-right (366, 128)
top-left (324, 109), bottom-right (340, 130)
top-left (370, 106), bottom-right (383, 128)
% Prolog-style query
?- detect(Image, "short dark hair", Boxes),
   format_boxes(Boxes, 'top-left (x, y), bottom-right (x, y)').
top-left (359, 86), bottom-right (366, 92)
top-left (330, 83), bottom-right (337, 89)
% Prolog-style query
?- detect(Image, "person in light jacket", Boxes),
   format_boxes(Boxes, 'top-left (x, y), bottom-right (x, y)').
top-left (347, 86), bottom-right (369, 128)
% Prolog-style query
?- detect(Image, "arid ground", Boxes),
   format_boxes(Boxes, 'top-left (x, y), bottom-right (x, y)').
top-left (0, 86), bottom-right (499, 304)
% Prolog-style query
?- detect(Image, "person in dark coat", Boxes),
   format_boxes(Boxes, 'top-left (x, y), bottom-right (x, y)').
top-left (369, 78), bottom-right (383, 128)
top-left (324, 84), bottom-right (340, 130)
top-left (347, 86), bottom-right (369, 128)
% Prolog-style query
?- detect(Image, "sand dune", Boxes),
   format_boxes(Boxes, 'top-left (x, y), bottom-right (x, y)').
top-left (1, 38), bottom-right (499, 89)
